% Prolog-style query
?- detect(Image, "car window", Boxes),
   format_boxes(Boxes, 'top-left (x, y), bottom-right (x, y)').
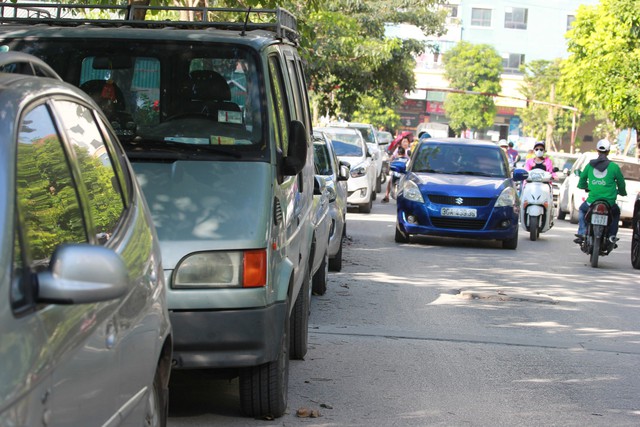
top-left (330, 137), bottom-right (364, 157)
top-left (269, 55), bottom-right (289, 156)
top-left (617, 161), bottom-right (640, 181)
top-left (13, 104), bottom-right (88, 309)
top-left (413, 144), bottom-right (508, 178)
top-left (2, 39), bottom-right (266, 158)
top-left (314, 144), bottom-right (332, 175)
top-left (54, 100), bottom-right (125, 243)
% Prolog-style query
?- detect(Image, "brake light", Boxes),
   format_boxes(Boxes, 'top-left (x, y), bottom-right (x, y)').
top-left (594, 203), bottom-right (609, 215)
top-left (243, 249), bottom-right (267, 287)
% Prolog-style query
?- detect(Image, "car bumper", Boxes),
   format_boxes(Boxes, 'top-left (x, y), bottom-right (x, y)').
top-left (396, 199), bottom-right (519, 240)
top-left (346, 175), bottom-right (372, 204)
top-left (170, 301), bottom-right (287, 369)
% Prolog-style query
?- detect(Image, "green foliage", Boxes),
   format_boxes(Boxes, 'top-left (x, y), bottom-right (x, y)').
top-left (351, 93), bottom-right (401, 130)
top-left (562, 0), bottom-right (640, 130)
top-left (518, 59), bottom-right (572, 142)
top-left (443, 41), bottom-right (503, 134)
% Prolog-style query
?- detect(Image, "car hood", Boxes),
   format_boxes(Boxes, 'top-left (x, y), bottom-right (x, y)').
top-left (132, 161), bottom-right (271, 268)
top-left (412, 172), bottom-right (509, 196)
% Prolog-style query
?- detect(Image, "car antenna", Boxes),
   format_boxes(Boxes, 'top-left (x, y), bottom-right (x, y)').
top-left (241, 7), bottom-right (251, 37)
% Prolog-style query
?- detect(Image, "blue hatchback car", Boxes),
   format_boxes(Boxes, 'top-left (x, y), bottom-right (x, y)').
top-left (392, 138), bottom-right (528, 249)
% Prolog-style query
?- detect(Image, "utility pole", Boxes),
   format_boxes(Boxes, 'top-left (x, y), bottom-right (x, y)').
top-left (546, 84), bottom-right (556, 151)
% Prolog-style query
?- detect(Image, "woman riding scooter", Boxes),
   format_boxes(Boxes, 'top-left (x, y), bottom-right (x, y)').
top-left (524, 142), bottom-right (557, 179)
top-left (520, 142), bottom-right (557, 240)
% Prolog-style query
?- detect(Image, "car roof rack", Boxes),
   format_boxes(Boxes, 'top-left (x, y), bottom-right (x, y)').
top-left (0, 3), bottom-right (299, 44)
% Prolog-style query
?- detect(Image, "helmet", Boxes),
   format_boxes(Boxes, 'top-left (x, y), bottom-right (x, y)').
top-left (533, 142), bottom-right (545, 150)
top-left (596, 138), bottom-right (611, 152)
top-left (499, 139), bottom-right (508, 147)
top-left (508, 141), bottom-right (514, 147)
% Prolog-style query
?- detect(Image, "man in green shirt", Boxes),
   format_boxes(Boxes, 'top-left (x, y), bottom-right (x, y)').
top-left (574, 139), bottom-right (627, 245)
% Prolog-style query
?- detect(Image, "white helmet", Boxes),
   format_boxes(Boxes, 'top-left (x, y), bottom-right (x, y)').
top-left (499, 139), bottom-right (508, 147)
top-left (596, 139), bottom-right (611, 152)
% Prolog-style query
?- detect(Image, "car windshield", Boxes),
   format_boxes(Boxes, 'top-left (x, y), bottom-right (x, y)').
top-left (412, 143), bottom-right (508, 178)
top-left (319, 129), bottom-right (364, 156)
top-left (549, 154), bottom-right (577, 171)
top-left (314, 143), bottom-right (333, 175)
top-left (1, 38), bottom-right (267, 161)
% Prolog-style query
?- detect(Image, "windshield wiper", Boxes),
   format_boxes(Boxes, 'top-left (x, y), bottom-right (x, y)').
top-left (123, 139), bottom-right (242, 160)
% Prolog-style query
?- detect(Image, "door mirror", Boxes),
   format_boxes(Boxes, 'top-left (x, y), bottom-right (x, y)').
top-left (282, 120), bottom-right (308, 176)
top-left (338, 161), bottom-right (350, 181)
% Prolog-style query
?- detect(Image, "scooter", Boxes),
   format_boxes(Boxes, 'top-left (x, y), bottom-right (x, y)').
top-left (580, 199), bottom-right (616, 268)
top-left (519, 168), bottom-right (555, 241)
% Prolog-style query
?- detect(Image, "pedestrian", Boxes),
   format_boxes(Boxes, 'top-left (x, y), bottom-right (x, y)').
top-left (573, 139), bottom-right (626, 245)
top-left (382, 146), bottom-right (409, 203)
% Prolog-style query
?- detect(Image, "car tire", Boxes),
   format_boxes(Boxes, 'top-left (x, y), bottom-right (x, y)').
top-left (239, 301), bottom-right (290, 418)
top-left (289, 265), bottom-right (310, 360)
top-left (375, 174), bottom-right (382, 193)
top-left (557, 209), bottom-right (566, 220)
top-left (569, 198), bottom-right (579, 224)
top-left (632, 209), bottom-right (640, 269)
top-left (359, 198), bottom-right (372, 213)
top-left (144, 366), bottom-right (168, 427)
top-left (502, 229), bottom-right (518, 249)
top-left (328, 230), bottom-right (343, 272)
top-left (395, 223), bottom-right (410, 243)
top-left (312, 251), bottom-right (328, 295)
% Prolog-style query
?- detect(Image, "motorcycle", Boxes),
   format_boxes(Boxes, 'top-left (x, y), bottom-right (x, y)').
top-left (580, 199), bottom-right (616, 268)
top-left (519, 168), bottom-right (555, 241)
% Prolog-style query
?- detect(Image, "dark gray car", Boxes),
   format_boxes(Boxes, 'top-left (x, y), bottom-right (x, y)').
top-left (0, 53), bottom-right (172, 427)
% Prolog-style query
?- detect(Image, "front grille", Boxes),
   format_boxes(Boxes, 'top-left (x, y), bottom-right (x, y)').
top-left (431, 217), bottom-right (487, 230)
top-left (427, 195), bottom-right (492, 206)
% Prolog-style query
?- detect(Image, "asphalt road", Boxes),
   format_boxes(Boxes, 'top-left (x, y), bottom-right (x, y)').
top-left (168, 198), bottom-right (640, 426)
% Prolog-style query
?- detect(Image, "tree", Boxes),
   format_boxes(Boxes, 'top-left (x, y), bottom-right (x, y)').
top-left (562, 0), bottom-right (640, 146)
top-left (443, 41), bottom-right (503, 136)
top-left (518, 59), bottom-right (572, 148)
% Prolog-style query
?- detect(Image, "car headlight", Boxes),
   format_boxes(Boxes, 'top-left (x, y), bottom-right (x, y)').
top-left (350, 164), bottom-right (367, 178)
top-left (173, 249), bottom-right (266, 288)
top-left (495, 187), bottom-right (517, 207)
top-left (402, 180), bottom-right (424, 203)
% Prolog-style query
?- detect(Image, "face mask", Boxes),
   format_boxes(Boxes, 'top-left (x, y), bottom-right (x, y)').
top-left (534, 149), bottom-right (544, 157)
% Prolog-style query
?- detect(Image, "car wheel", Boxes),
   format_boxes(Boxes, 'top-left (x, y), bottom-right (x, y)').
top-left (557, 209), bottom-right (566, 220)
top-left (632, 210), bottom-right (640, 269)
top-left (569, 197), bottom-right (579, 224)
top-left (502, 229), bottom-right (518, 249)
top-left (359, 198), bottom-right (372, 213)
top-left (239, 300), bottom-right (290, 418)
top-left (144, 367), bottom-right (167, 427)
top-left (375, 174), bottom-right (382, 193)
top-left (312, 251), bottom-right (328, 295)
top-left (289, 265), bottom-right (310, 360)
top-left (395, 223), bottom-right (410, 243)
top-left (328, 232), bottom-right (343, 272)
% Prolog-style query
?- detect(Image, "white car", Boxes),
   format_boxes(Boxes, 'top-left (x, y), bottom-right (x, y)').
top-left (558, 151), bottom-right (640, 226)
top-left (316, 126), bottom-right (377, 213)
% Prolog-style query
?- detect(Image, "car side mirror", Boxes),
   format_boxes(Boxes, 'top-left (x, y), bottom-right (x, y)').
top-left (390, 160), bottom-right (407, 174)
top-left (313, 175), bottom-right (326, 195)
top-left (338, 161), bottom-right (350, 181)
top-left (37, 244), bottom-right (128, 304)
top-left (282, 120), bottom-right (308, 176)
top-left (512, 168), bottom-right (529, 182)
top-left (553, 167), bottom-right (559, 173)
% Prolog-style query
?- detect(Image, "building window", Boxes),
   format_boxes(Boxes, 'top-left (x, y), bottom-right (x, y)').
top-left (504, 7), bottom-right (528, 30)
top-left (503, 54), bottom-right (525, 73)
top-left (471, 8), bottom-right (491, 27)
top-left (567, 15), bottom-right (575, 31)
top-left (447, 5), bottom-right (458, 18)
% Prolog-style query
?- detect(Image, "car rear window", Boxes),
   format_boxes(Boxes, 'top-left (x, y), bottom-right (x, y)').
top-left (617, 161), bottom-right (640, 181)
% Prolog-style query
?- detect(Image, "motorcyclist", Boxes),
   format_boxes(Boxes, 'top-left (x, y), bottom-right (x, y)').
top-left (573, 139), bottom-right (626, 245)
top-left (524, 142), bottom-right (557, 179)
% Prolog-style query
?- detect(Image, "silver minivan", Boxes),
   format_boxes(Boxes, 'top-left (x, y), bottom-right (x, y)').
top-left (0, 53), bottom-right (171, 426)
top-left (0, 3), bottom-right (316, 418)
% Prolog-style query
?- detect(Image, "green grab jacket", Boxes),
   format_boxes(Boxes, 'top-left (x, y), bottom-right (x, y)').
top-left (577, 160), bottom-right (627, 205)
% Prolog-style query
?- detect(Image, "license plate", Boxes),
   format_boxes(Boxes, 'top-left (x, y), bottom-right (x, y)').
top-left (591, 213), bottom-right (607, 225)
top-left (441, 207), bottom-right (477, 218)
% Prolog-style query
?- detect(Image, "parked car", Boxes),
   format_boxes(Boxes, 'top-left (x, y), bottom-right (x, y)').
top-left (310, 173), bottom-right (331, 295)
top-left (0, 52), bottom-right (172, 426)
top-left (391, 138), bottom-right (527, 249)
top-left (313, 131), bottom-right (349, 275)
top-left (557, 152), bottom-right (597, 222)
top-left (547, 151), bottom-right (579, 208)
top-left (558, 152), bottom-right (640, 226)
top-left (329, 122), bottom-right (384, 192)
top-left (632, 193), bottom-right (640, 269)
top-left (0, 4), bottom-right (315, 418)
top-left (316, 126), bottom-right (377, 213)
